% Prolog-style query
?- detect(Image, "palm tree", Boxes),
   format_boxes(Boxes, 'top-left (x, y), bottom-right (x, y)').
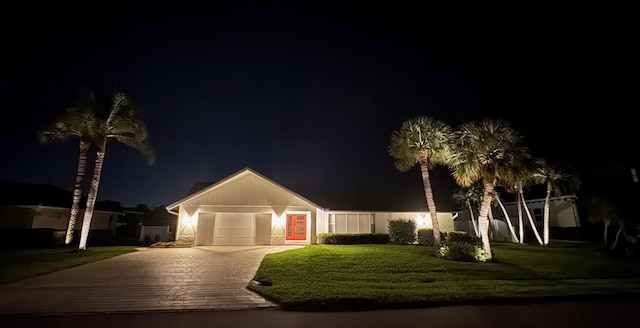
top-left (77, 92), bottom-right (155, 250)
top-left (492, 189), bottom-right (519, 242)
top-left (388, 116), bottom-right (453, 247)
top-left (501, 151), bottom-right (543, 245)
top-left (453, 187), bottom-right (480, 237)
top-left (532, 159), bottom-right (570, 245)
top-left (449, 119), bottom-right (523, 261)
top-left (587, 195), bottom-right (621, 249)
top-left (39, 90), bottom-right (100, 244)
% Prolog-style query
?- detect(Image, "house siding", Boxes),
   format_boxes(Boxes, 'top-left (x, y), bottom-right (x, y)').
top-left (172, 169), bottom-right (321, 245)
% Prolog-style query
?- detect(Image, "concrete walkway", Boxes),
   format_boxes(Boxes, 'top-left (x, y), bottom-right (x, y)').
top-left (0, 245), bottom-right (301, 314)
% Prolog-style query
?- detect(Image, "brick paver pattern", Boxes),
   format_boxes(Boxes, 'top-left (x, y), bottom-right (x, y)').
top-left (0, 246), bottom-right (300, 314)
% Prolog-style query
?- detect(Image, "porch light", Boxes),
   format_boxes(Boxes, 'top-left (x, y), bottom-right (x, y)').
top-left (183, 214), bottom-right (196, 226)
top-left (274, 214), bottom-right (286, 227)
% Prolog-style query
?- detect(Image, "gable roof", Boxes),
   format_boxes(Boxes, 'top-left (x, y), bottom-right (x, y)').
top-left (169, 167), bottom-right (459, 212)
top-left (0, 183), bottom-right (74, 207)
top-left (166, 167), bottom-right (323, 211)
top-left (0, 183), bottom-right (125, 212)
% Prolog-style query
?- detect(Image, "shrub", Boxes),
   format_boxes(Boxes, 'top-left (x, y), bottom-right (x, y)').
top-left (437, 241), bottom-right (486, 262)
top-left (317, 233), bottom-right (390, 245)
top-left (149, 237), bottom-right (194, 248)
top-left (417, 228), bottom-right (444, 246)
top-left (388, 219), bottom-right (416, 244)
top-left (443, 231), bottom-right (479, 244)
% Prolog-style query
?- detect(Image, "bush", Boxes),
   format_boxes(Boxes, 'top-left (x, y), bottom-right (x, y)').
top-left (418, 229), bottom-right (480, 246)
top-left (149, 237), bottom-right (194, 248)
top-left (317, 233), bottom-right (390, 245)
top-left (437, 241), bottom-right (486, 262)
top-left (417, 228), bottom-right (444, 246)
top-left (388, 219), bottom-right (416, 244)
top-left (444, 231), bottom-right (479, 243)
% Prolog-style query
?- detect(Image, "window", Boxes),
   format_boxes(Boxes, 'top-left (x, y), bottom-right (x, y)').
top-left (533, 208), bottom-right (543, 222)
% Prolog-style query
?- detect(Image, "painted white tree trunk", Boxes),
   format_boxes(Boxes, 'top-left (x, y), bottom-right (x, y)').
top-left (517, 190), bottom-right (524, 243)
top-left (78, 148), bottom-right (106, 250)
top-left (543, 188), bottom-right (551, 245)
top-left (603, 219), bottom-right (611, 247)
top-left (496, 196), bottom-right (519, 243)
top-left (65, 140), bottom-right (90, 244)
top-left (466, 199), bottom-right (479, 237)
top-left (610, 225), bottom-right (623, 251)
top-left (520, 189), bottom-right (543, 245)
top-left (488, 207), bottom-right (496, 241)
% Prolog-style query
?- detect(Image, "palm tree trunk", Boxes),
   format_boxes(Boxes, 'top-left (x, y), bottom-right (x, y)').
top-left (478, 180), bottom-right (495, 261)
top-left (603, 219), bottom-right (611, 248)
top-left (543, 187), bottom-right (552, 245)
top-left (610, 224), bottom-right (623, 251)
top-left (419, 160), bottom-right (441, 247)
top-left (517, 188), bottom-right (524, 243)
top-left (78, 146), bottom-right (106, 250)
top-left (520, 188), bottom-right (543, 245)
top-left (488, 207), bottom-right (496, 241)
top-left (466, 199), bottom-right (479, 237)
top-left (496, 196), bottom-right (518, 242)
top-left (65, 140), bottom-right (90, 244)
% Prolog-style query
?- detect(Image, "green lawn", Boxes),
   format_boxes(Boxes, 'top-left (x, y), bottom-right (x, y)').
top-left (249, 242), bottom-right (640, 311)
top-left (0, 246), bottom-right (138, 285)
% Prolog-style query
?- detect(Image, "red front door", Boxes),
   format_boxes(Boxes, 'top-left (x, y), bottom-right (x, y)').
top-left (286, 214), bottom-right (307, 240)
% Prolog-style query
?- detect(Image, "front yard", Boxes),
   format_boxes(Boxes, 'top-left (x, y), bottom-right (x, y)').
top-left (0, 246), bottom-right (138, 285)
top-left (249, 242), bottom-right (640, 311)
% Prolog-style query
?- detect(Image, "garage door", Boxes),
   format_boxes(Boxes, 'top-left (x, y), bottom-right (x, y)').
top-left (213, 213), bottom-right (256, 245)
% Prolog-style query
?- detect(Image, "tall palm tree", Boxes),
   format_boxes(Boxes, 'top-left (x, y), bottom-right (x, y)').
top-left (388, 116), bottom-right (453, 247)
top-left (449, 119), bottom-right (523, 261)
top-left (532, 159), bottom-right (570, 245)
top-left (77, 92), bottom-right (155, 250)
top-left (39, 91), bottom-right (100, 244)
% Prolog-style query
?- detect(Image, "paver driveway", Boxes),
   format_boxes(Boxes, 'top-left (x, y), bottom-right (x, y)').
top-left (0, 245), bottom-right (301, 314)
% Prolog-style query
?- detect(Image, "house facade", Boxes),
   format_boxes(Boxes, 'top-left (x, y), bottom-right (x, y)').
top-left (454, 195), bottom-right (581, 242)
top-left (0, 205), bottom-right (121, 232)
top-left (166, 167), bottom-right (457, 246)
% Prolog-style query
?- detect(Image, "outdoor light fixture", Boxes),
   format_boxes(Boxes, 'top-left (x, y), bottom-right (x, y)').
top-left (183, 214), bottom-right (196, 226)
top-left (274, 214), bottom-right (286, 227)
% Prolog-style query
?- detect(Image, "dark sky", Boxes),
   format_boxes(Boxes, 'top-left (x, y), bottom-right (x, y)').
top-left (0, 1), bottom-right (634, 209)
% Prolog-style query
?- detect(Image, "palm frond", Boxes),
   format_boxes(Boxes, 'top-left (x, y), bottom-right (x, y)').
top-left (388, 116), bottom-right (453, 172)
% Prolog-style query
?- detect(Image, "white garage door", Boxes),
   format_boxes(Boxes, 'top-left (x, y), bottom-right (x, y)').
top-left (212, 213), bottom-right (256, 245)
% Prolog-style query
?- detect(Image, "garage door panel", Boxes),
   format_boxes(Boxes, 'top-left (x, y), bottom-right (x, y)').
top-left (213, 213), bottom-right (256, 245)
top-left (195, 214), bottom-right (215, 246)
top-left (255, 214), bottom-right (271, 245)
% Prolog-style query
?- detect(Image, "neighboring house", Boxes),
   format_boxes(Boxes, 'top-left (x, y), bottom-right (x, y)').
top-left (166, 167), bottom-right (459, 246)
top-left (454, 195), bottom-right (581, 241)
top-left (0, 183), bottom-right (124, 246)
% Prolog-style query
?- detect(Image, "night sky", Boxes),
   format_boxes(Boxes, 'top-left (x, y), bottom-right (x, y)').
top-left (0, 2), bottom-right (634, 209)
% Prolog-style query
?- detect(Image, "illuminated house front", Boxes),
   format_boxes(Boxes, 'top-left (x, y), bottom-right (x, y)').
top-left (166, 168), bottom-right (457, 246)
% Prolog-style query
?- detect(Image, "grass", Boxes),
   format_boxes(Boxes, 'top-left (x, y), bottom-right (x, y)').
top-left (0, 246), bottom-right (138, 285)
top-left (249, 242), bottom-right (640, 311)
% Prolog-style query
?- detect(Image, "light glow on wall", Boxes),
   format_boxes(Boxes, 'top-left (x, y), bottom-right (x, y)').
top-left (274, 213), bottom-right (286, 227)
top-left (417, 214), bottom-right (431, 228)
top-left (183, 213), bottom-right (196, 226)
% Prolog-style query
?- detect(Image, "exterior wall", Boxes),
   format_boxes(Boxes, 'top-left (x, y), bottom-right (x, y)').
top-left (320, 211), bottom-right (457, 235)
top-left (172, 171), bottom-right (321, 245)
top-left (490, 196), bottom-right (580, 228)
top-left (32, 209), bottom-right (119, 232)
top-left (0, 206), bottom-right (119, 232)
top-left (0, 206), bottom-right (34, 228)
